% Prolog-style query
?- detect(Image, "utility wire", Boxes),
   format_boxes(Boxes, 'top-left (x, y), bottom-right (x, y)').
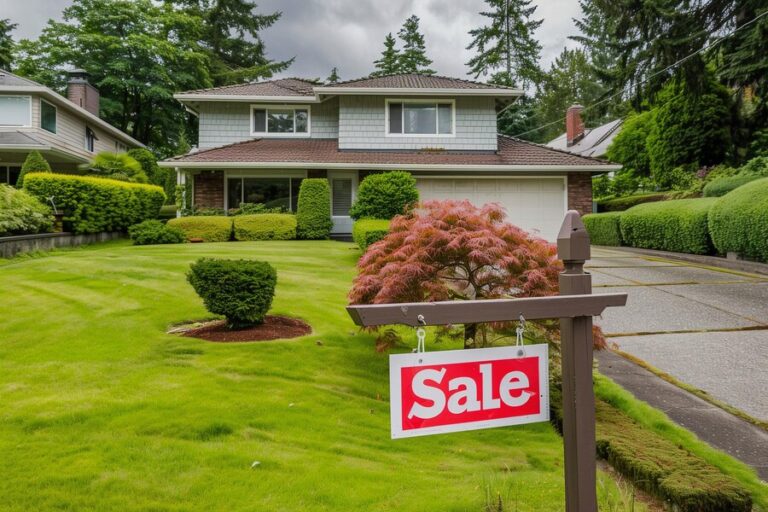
top-left (508, 8), bottom-right (768, 139)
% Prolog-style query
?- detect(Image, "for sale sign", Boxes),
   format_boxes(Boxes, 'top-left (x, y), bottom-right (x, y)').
top-left (389, 345), bottom-right (549, 439)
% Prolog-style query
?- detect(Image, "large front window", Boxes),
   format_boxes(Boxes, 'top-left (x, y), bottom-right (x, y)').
top-left (387, 100), bottom-right (454, 136)
top-left (0, 96), bottom-right (31, 127)
top-left (227, 177), bottom-right (304, 212)
top-left (251, 106), bottom-right (310, 136)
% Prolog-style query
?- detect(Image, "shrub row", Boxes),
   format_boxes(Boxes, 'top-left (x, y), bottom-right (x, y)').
top-left (167, 214), bottom-right (298, 242)
top-left (709, 178), bottom-right (768, 262)
top-left (23, 173), bottom-right (165, 234)
top-left (582, 212), bottom-right (623, 246)
top-left (352, 219), bottom-right (390, 250)
top-left (596, 192), bottom-right (669, 212)
top-left (620, 198), bottom-right (717, 254)
top-left (702, 173), bottom-right (761, 197)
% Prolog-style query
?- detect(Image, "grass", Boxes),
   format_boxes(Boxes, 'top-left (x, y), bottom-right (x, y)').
top-left (0, 240), bottom-right (648, 512)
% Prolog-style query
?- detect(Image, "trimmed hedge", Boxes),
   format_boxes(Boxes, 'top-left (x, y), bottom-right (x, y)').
top-left (167, 216), bottom-right (232, 242)
top-left (233, 214), bottom-right (297, 241)
top-left (23, 172), bottom-right (165, 234)
top-left (352, 219), bottom-right (390, 250)
top-left (709, 178), bottom-right (768, 262)
top-left (296, 179), bottom-right (332, 239)
top-left (128, 220), bottom-right (185, 245)
top-left (582, 212), bottom-right (623, 246)
top-left (349, 171), bottom-right (419, 220)
top-left (596, 192), bottom-right (669, 212)
top-left (620, 198), bottom-right (717, 254)
top-left (702, 173), bottom-right (761, 197)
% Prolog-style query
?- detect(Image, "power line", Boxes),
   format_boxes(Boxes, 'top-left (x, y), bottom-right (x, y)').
top-left (508, 8), bottom-right (768, 139)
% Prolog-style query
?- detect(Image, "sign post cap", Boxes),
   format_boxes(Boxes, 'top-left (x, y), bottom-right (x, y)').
top-left (557, 210), bottom-right (591, 262)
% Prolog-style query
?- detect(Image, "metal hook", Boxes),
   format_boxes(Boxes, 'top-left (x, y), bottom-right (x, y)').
top-left (515, 313), bottom-right (526, 357)
top-left (413, 314), bottom-right (427, 354)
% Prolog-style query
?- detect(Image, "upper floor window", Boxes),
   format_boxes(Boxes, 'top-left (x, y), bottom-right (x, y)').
top-left (0, 96), bottom-right (32, 127)
top-left (41, 99), bottom-right (57, 134)
top-left (386, 99), bottom-right (454, 136)
top-left (251, 105), bottom-right (310, 136)
top-left (85, 127), bottom-right (97, 152)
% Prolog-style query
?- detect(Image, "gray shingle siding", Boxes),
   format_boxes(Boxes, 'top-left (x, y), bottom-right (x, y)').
top-left (338, 96), bottom-right (498, 151)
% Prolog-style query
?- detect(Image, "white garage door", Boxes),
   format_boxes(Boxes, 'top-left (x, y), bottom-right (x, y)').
top-left (415, 177), bottom-right (566, 241)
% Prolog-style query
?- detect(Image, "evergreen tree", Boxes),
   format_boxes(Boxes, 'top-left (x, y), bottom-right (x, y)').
top-left (466, 0), bottom-right (543, 88)
top-left (0, 18), bottom-right (16, 69)
top-left (371, 33), bottom-right (401, 76)
top-left (17, 151), bottom-right (52, 188)
top-left (326, 67), bottom-right (340, 84)
top-left (397, 16), bottom-right (435, 75)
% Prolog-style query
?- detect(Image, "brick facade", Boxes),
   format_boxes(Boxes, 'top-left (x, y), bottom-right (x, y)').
top-left (567, 172), bottom-right (593, 216)
top-left (193, 171), bottom-right (225, 208)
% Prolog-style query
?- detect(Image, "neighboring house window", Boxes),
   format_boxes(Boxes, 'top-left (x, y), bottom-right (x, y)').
top-left (227, 177), bottom-right (304, 212)
top-left (85, 127), bottom-right (97, 152)
top-left (0, 96), bottom-right (32, 127)
top-left (386, 99), bottom-right (454, 136)
top-left (251, 106), bottom-right (310, 136)
top-left (41, 100), bottom-right (57, 134)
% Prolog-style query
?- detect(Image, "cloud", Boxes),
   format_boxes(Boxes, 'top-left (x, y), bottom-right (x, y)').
top-left (2, 0), bottom-right (583, 80)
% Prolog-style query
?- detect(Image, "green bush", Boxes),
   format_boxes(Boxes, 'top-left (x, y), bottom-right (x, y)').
top-left (708, 178), bottom-right (768, 262)
top-left (16, 150), bottom-right (52, 188)
top-left (167, 216), bottom-right (232, 242)
top-left (349, 171), bottom-right (419, 220)
top-left (23, 173), bottom-right (165, 234)
top-left (159, 205), bottom-right (177, 219)
top-left (127, 148), bottom-right (166, 188)
top-left (128, 220), bottom-right (185, 245)
top-left (0, 184), bottom-right (53, 236)
top-left (352, 219), bottom-right (390, 250)
top-left (620, 198), bottom-right (717, 254)
top-left (187, 258), bottom-right (277, 328)
top-left (88, 152), bottom-right (148, 183)
top-left (596, 192), bottom-right (669, 212)
top-left (582, 212), bottom-right (623, 246)
top-left (296, 179), bottom-right (332, 239)
top-left (233, 214), bottom-right (297, 241)
top-left (605, 110), bottom-right (653, 178)
top-left (228, 202), bottom-right (284, 216)
top-left (703, 174), bottom-right (761, 197)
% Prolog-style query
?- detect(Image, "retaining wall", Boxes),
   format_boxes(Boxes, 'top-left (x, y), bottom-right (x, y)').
top-left (0, 232), bottom-right (123, 259)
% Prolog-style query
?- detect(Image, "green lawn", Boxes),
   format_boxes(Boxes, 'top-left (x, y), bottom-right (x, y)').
top-left (0, 240), bottom-right (643, 511)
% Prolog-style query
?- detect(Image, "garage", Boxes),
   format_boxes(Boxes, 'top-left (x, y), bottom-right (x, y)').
top-left (415, 176), bottom-right (567, 241)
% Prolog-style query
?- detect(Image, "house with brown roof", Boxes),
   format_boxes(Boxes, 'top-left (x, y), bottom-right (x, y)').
top-left (161, 74), bottom-right (618, 240)
top-left (0, 69), bottom-right (144, 185)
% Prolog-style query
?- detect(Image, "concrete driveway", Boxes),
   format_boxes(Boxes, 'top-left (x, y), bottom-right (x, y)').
top-left (588, 247), bottom-right (768, 421)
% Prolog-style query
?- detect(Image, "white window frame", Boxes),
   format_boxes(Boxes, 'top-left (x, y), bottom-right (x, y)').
top-left (0, 163), bottom-right (24, 186)
top-left (250, 104), bottom-right (312, 137)
top-left (40, 99), bottom-right (57, 134)
top-left (384, 98), bottom-right (456, 138)
top-left (223, 170), bottom-right (308, 212)
top-left (0, 95), bottom-right (32, 127)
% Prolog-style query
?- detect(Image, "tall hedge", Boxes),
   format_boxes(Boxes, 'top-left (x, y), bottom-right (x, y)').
top-left (349, 171), bottom-right (419, 220)
top-left (296, 179), bottom-right (332, 239)
top-left (708, 178), bottom-right (768, 262)
top-left (620, 198), bottom-right (717, 254)
top-left (23, 173), bottom-right (165, 234)
top-left (582, 212), bottom-right (623, 246)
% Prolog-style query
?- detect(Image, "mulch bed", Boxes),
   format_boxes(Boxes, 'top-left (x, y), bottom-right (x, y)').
top-left (177, 316), bottom-right (311, 342)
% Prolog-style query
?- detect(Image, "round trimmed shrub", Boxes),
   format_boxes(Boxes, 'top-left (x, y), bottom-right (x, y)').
top-left (702, 174), bottom-right (761, 197)
top-left (296, 179), bottom-right (332, 239)
top-left (187, 258), bottom-right (277, 328)
top-left (708, 178), bottom-right (768, 262)
top-left (349, 171), bottom-right (419, 220)
top-left (0, 184), bottom-right (53, 236)
top-left (166, 216), bottom-right (232, 242)
top-left (233, 214), bottom-right (296, 241)
top-left (352, 219), bottom-right (390, 250)
top-left (582, 212), bottom-right (623, 246)
top-left (620, 198), bottom-right (717, 254)
top-left (128, 220), bottom-right (185, 245)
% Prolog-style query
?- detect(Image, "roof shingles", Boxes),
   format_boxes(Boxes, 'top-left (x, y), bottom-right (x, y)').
top-left (181, 78), bottom-right (316, 97)
top-left (321, 73), bottom-right (518, 90)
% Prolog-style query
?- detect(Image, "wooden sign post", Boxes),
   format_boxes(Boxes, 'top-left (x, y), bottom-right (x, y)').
top-left (346, 211), bottom-right (627, 512)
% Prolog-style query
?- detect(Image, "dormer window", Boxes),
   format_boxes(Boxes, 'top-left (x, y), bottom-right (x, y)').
top-left (251, 105), bottom-right (310, 136)
top-left (386, 99), bottom-right (454, 136)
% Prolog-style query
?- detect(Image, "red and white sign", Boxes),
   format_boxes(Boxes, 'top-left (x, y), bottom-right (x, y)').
top-left (389, 345), bottom-right (549, 439)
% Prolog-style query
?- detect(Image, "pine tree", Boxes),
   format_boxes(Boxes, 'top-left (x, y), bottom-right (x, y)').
top-left (326, 67), bottom-right (340, 84)
top-left (371, 33), bottom-right (401, 77)
top-left (397, 16), bottom-right (435, 75)
top-left (17, 151), bottom-right (52, 188)
top-left (0, 18), bottom-right (16, 69)
top-left (466, 0), bottom-right (543, 88)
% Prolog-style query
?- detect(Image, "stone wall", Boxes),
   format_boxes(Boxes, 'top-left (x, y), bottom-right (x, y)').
top-left (0, 232), bottom-right (122, 259)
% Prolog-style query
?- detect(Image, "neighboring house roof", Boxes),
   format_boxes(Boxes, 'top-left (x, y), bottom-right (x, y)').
top-left (161, 135), bottom-right (617, 171)
top-left (0, 69), bottom-right (144, 148)
top-left (546, 119), bottom-right (623, 158)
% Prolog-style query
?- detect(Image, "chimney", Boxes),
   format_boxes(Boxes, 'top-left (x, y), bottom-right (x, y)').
top-left (67, 69), bottom-right (100, 117)
top-left (566, 104), bottom-right (585, 147)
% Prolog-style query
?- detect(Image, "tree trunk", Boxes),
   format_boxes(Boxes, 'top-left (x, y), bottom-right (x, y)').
top-left (464, 323), bottom-right (477, 349)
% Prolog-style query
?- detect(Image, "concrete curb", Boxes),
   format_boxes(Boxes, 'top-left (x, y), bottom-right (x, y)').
top-left (594, 246), bottom-right (768, 276)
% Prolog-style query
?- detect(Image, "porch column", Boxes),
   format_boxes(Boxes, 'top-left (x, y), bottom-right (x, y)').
top-left (175, 167), bottom-right (186, 217)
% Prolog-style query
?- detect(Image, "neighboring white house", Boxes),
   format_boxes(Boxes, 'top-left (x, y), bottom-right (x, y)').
top-left (546, 104), bottom-right (622, 159)
top-left (0, 69), bottom-right (143, 185)
top-left (162, 74), bottom-right (619, 240)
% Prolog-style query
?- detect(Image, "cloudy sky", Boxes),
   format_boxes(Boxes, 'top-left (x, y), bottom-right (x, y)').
top-left (1, 0), bottom-right (583, 81)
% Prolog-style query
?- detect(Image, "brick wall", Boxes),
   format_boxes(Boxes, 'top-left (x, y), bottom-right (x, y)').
top-left (567, 172), bottom-right (593, 216)
top-left (193, 171), bottom-right (224, 209)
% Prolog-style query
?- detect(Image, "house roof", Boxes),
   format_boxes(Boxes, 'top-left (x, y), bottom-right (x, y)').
top-left (546, 119), bottom-right (623, 158)
top-left (161, 136), bottom-right (617, 171)
top-left (0, 131), bottom-right (46, 147)
top-left (319, 73), bottom-right (518, 90)
top-left (179, 78), bottom-right (317, 98)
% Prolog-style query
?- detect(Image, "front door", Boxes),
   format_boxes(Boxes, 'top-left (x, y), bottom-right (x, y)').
top-left (329, 171), bottom-right (357, 234)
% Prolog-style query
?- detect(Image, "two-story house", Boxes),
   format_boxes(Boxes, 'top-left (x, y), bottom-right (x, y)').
top-left (162, 74), bottom-right (618, 240)
top-left (0, 69), bottom-right (143, 185)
